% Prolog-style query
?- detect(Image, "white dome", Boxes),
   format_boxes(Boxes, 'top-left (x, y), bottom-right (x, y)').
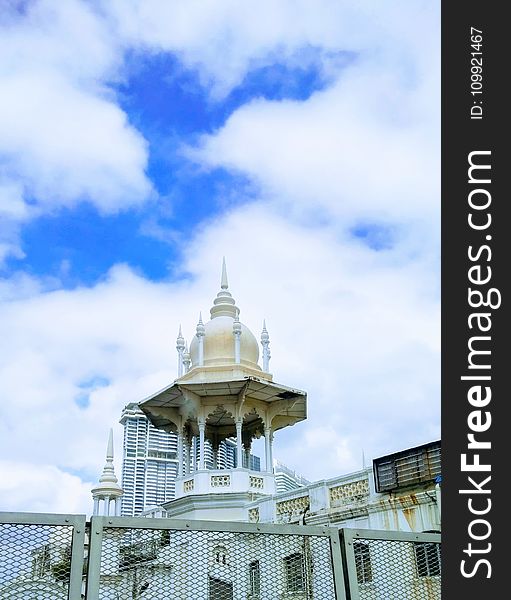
top-left (190, 316), bottom-right (260, 369)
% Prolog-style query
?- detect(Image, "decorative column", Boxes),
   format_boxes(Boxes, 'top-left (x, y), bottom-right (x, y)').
top-left (115, 497), bottom-right (122, 516)
top-left (268, 429), bottom-right (274, 474)
top-left (192, 436), bottom-right (197, 471)
top-left (177, 426), bottom-right (184, 477)
top-left (184, 439), bottom-right (191, 475)
top-left (196, 313), bottom-right (205, 366)
top-left (176, 326), bottom-right (185, 377)
top-left (235, 418), bottom-right (243, 468)
top-left (198, 418), bottom-right (206, 470)
top-left (233, 316), bottom-right (242, 364)
top-left (243, 429), bottom-right (252, 469)
top-left (264, 426), bottom-right (272, 473)
top-left (93, 497), bottom-right (100, 516)
top-left (261, 321), bottom-right (271, 372)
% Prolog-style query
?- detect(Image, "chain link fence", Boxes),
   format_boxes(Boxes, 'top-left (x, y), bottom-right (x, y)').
top-left (86, 517), bottom-right (341, 600)
top-left (341, 528), bottom-right (441, 600)
top-left (1, 513), bottom-right (440, 599)
top-left (0, 513), bottom-right (85, 600)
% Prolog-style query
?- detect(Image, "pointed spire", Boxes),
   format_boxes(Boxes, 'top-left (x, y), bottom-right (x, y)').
top-left (261, 319), bottom-right (269, 342)
top-left (176, 325), bottom-right (185, 349)
top-left (183, 341), bottom-right (191, 372)
top-left (176, 325), bottom-right (185, 376)
top-left (96, 429), bottom-right (120, 486)
top-left (210, 258), bottom-right (237, 319)
top-left (196, 312), bottom-right (205, 337)
top-left (106, 428), bottom-right (114, 461)
top-left (91, 429), bottom-right (123, 515)
top-left (221, 256), bottom-right (228, 289)
top-left (261, 320), bottom-right (271, 372)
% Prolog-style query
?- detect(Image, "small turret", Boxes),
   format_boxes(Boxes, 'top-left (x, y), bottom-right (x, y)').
top-left (176, 325), bottom-right (185, 376)
top-left (91, 429), bottom-right (123, 516)
top-left (233, 315), bottom-right (242, 364)
top-left (261, 320), bottom-right (271, 372)
top-left (196, 313), bottom-right (205, 366)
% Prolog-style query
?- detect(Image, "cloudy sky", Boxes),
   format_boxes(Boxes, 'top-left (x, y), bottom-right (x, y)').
top-left (0, 0), bottom-right (440, 515)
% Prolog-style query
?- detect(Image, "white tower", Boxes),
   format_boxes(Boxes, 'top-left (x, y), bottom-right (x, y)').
top-left (139, 260), bottom-right (307, 521)
top-left (91, 429), bottom-right (123, 516)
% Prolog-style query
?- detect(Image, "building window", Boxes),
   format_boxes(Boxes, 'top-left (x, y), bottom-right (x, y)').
top-left (284, 553), bottom-right (305, 592)
top-left (209, 577), bottom-right (233, 600)
top-left (414, 542), bottom-right (441, 577)
top-left (249, 560), bottom-right (260, 596)
top-left (214, 545), bottom-right (228, 565)
top-left (354, 541), bottom-right (373, 584)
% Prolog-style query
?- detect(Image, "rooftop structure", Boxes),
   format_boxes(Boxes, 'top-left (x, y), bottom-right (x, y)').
top-left (139, 259), bottom-right (307, 520)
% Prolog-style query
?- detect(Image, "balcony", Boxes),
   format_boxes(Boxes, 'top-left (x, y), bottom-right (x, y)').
top-left (175, 468), bottom-right (276, 498)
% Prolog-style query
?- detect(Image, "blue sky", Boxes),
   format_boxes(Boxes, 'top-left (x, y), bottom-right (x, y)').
top-left (6, 48), bottom-right (341, 285)
top-left (0, 0), bottom-right (440, 514)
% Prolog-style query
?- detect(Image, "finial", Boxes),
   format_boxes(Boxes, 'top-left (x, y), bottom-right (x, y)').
top-left (106, 428), bottom-right (114, 460)
top-left (233, 314), bottom-right (242, 363)
top-left (221, 256), bottom-right (228, 290)
top-left (183, 342), bottom-right (191, 372)
top-left (210, 258), bottom-right (237, 319)
top-left (176, 325), bottom-right (185, 349)
top-left (196, 312), bottom-right (205, 336)
top-left (261, 320), bottom-right (271, 371)
top-left (98, 428), bottom-right (118, 484)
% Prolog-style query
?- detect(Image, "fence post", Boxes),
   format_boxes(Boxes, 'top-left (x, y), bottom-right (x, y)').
top-left (68, 514), bottom-right (87, 600)
top-left (339, 529), bottom-right (361, 600)
top-left (329, 528), bottom-right (348, 600)
top-left (84, 516), bottom-right (104, 600)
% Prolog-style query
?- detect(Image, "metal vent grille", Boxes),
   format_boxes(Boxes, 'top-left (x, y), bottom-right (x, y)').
top-left (87, 520), bottom-right (337, 599)
top-left (0, 522), bottom-right (75, 599)
top-left (373, 441), bottom-right (441, 492)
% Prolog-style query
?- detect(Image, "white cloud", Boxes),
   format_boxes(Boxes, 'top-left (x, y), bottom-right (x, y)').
top-left (0, 0), bottom-right (152, 262)
top-left (0, 461), bottom-right (93, 514)
top-left (105, 0), bottom-right (438, 97)
top-left (0, 71), bottom-right (151, 212)
top-left (186, 58), bottom-right (439, 231)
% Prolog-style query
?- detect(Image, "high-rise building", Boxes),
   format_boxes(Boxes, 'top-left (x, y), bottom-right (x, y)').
top-left (273, 460), bottom-right (310, 494)
top-left (120, 403), bottom-right (261, 516)
top-left (120, 403), bottom-right (179, 516)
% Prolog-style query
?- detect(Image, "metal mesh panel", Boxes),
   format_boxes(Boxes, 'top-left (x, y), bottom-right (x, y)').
top-left (351, 537), bottom-right (441, 600)
top-left (0, 522), bottom-right (74, 599)
top-left (92, 525), bottom-right (336, 599)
